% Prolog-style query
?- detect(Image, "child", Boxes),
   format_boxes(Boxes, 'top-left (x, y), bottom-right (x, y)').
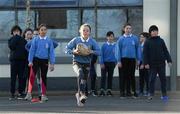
top-left (8, 25), bottom-right (28, 100)
top-left (24, 28), bottom-right (42, 100)
top-left (25, 24), bottom-right (55, 102)
top-left (33, 28), bottom-right (39, 37)
top-left (143, 25), bottom-right (172, 100)
top-left (99, 31), bottom-right (116, 96)
top-left (25, 28), bottom-right (58, 100)
top-left (115, 23), bottom-right (140, 98)
top-left (138, 32), bottom-right (149, 96)
top-left (23, 28), bottom-right (33, 91)
top-left (65, 23), bottom-right (100, 106)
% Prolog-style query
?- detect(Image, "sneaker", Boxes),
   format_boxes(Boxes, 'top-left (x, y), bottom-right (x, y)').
top-left (75, 93), bottom-right (84, 107)
top-left (9, 94), bottom-right (16, 100)
top-left (80, 94), bottom-right (87, 104)
top-left (132, 92), bottom-right (138, 99)
top-left (106, 90), bottom-right (113, 96)
top-left (161, 96), bottom-right (168, 101)
top-left (17, 93), bottom-right (26, 100)
top-left (148, 95), bottom-right (153, 100)
top-left (24, 93), bottom-right (32, 101)
top-left (41, 95), bottom-right (48, 102)
top-left (91, 90), bottom-right (98, 97)
top-left (99, 90), bottom-right (105, 96)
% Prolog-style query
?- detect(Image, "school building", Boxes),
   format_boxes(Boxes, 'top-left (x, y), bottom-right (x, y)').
top-left (0, 0), bottom-right (179, 91)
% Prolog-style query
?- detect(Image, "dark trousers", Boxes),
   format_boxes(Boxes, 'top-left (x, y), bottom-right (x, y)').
top-left (139, 67), bottom-right (149, 93)
top-left (10, 60), bottom-right (26, 95)
top-left (28, 57), bottom-right (48, 95)
top-left (73, 62), bottom-right (90, 94)
top-left (120, 58), bottom-right (136, 95)
top-left (100, 62), bottom-right (116, 90)
top-left (118, 67), bottom-right (123, 94)
top-left (89, 64), bottom-right (97, 91)
top-left (149, 64), bottom-right (167, 96)
top-left (24, 61), bottom-right (30, 92)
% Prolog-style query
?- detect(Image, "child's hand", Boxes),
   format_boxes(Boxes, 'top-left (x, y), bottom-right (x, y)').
top-left (73, 49), bottom-right (81, 55)
top-left (118, 62), bottom-right (122, 68)
top-left (49, 64), bottom-right (54, 71)
top-left (89, 49), bottom-right (94, 54)
top-left (145, 64), bottom-right (150, 69)
top-left (100, 64), bottom-right (105, 69)
top-left (168, 62), bottom-right (172, 67)
top-left (140, 65), bottom-right (144, 69)
top-left (28, 63), bottom-right (33, 67)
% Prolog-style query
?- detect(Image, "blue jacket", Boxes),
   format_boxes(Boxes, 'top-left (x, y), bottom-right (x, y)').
top-left (28, 36), bottom-right (55, 64)
top-left (65, 36), bottom-right (100, 64)
top-left (100, 42), bottom-right (117, 64)
top-left (115, 34), bottom-right (140, 63)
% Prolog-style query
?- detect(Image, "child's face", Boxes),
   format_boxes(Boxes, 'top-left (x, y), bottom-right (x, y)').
top-left (33, 30), bottom-right (39, 36)
top-left (33, 30), bottom-right (39, 38)
top-left (39, 26), bottom-right (47, 37)
top-left (25, 31), bottom-right (33, 40)
top-left (140, 35), bottom-right (145, 43)
top-left (150, 30), bottom-right (158, 37)
top-left (107, 34), bottom-right (114, 42)
top-left (80, 26), bottom-right (90, 39)
top-left (13, 29), bottom-right (20, 36)
top-left (124, 25), bottom-right (132, 35)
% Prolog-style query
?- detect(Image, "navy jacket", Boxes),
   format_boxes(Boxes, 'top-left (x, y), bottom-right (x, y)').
top-left (143, 36), bottom-right (172, 66)
top-left (8, 35), bottom-right (28, 61)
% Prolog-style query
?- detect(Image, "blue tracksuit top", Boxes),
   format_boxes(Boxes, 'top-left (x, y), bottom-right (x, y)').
top-left (115, 34), bottom-right (140, 63)
top-left (65, 36), bottom-right (100, 64)
top-left (100, 42), bottom-right (117, 64)
top-left (28, 36), bottom-right (55, 64)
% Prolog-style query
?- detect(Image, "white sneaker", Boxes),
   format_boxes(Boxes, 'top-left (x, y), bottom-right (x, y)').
top-left (80, 94), bottom-right (87, 104)
top-left (75, 93), bottom-right (84, 107)
top-left (41, 95), bottom-right (48, 102)
top-left (24, 93), bottom-right (32, 100)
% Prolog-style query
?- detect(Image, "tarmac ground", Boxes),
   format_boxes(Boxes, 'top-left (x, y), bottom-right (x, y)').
top-left (0, 91), bottom-right (180, 114)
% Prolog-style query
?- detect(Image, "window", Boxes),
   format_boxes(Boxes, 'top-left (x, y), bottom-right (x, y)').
top-left (83, 10), bottom-right (95, 37)
top-left (97, 9), bottom-right (127, 38)
top-left (38, 9), bottom-right (67, 29)
top-left (0, 11), bottom-right (15, 39)
top-left (18, 10), bottom-right (35, 30)
top-left (0, 0), bottom-right (14, 7)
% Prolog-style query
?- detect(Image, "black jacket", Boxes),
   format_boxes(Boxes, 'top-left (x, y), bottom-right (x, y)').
top-left (8, 35), bottom-right (28, 61)
top-left (143, 36), bottom-right (172, 66)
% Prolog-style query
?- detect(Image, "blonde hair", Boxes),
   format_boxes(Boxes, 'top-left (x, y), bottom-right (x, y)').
top-left (79, 23), bottom-right (91, 33)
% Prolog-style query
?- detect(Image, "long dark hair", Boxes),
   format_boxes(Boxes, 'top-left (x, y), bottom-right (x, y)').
top-left (11, 25), bottom-right (22, 35)
top-left (22, 28), bottom-right (33, 38)
top-left (121, 23), bottom-right (132, 35)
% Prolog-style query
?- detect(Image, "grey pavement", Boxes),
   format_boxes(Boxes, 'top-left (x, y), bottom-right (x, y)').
top-left (0, 91), bottom-right (180, 114)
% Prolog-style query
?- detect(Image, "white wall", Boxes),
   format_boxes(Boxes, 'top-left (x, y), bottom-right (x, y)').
top-left (178, 0), bottom-right (180, 76)
top-left (0, 64), bottom-right (120, 78)
top-left (143, 0), bottom-right (170, 76)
